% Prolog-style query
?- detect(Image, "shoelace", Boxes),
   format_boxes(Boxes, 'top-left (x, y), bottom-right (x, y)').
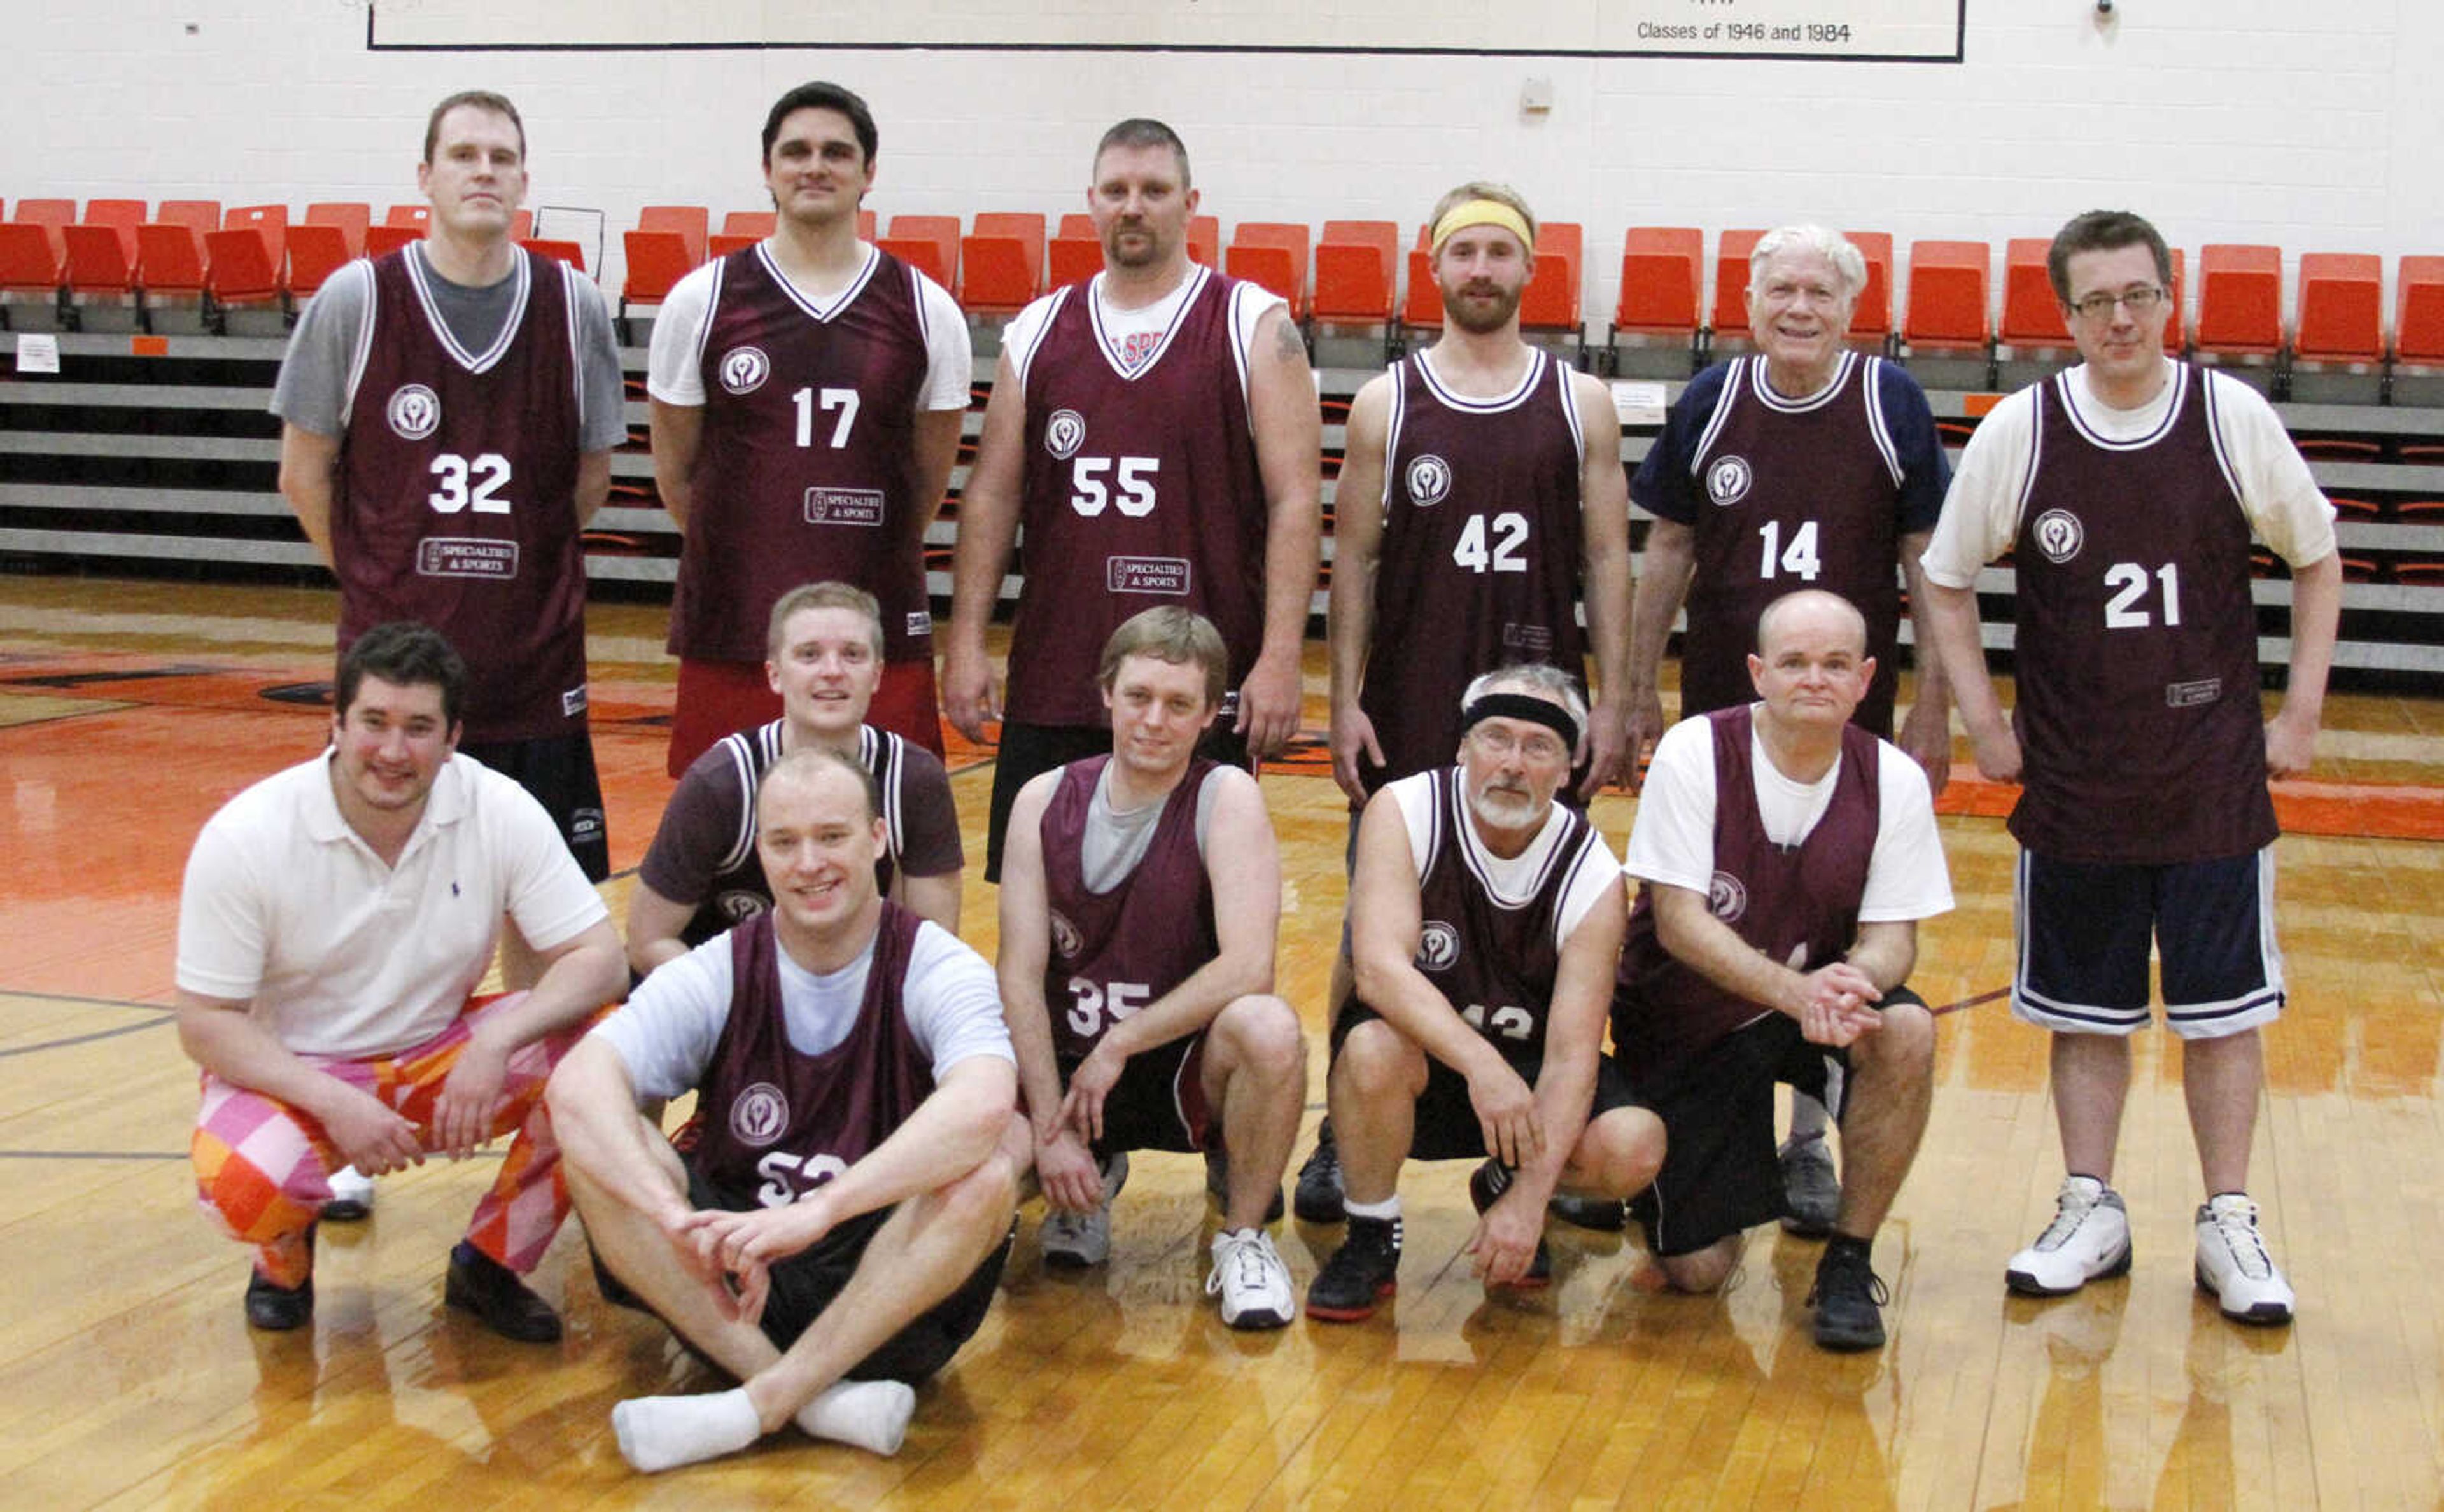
top-left (1808, 1249), bottom-right (1889, 1307)
top-left (2037, 1186), bottom-right (2102, 1250)
top-left (1207, 1233), bottom-right (1278, 1296)
top-left (2207, 1201), bottom-right (2272, 1279)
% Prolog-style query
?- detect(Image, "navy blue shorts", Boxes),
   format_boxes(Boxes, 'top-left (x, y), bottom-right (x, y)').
top-left (2011, 846), bottom-right (2284, 1040)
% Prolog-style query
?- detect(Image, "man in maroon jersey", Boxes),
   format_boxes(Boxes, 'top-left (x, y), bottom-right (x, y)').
top-left (1623, 223), bottom-right (1955, 1237)
top-left (274, 90), bottom-right (624, 886)
top-left (1612, 590), bottom-right (1949, 1351)
top-left (1296, 179), bottom-right (1635, 1226)
top-left (1921, 209), bottom-right (2339, 1326)
top-left (626, 580), bottom-right (964, 979)
top-left (650, 81), bottom-right (973, 771)
top-left (941, 117), bottom-right (1323, 883)
top-left (549, 748), bottom-right (1025, 1473)
top-left (995, 608), bottom-right (1307, 1329)
top-left (1305, 665), bottom-right (1662, 1322)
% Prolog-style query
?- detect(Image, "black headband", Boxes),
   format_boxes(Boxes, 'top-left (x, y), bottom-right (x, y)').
top-left (1463, 692), bottom-right (1579, 750)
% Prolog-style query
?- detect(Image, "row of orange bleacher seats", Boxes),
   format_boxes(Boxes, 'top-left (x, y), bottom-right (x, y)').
top-left (6, 196), bottom-right (2444, 374)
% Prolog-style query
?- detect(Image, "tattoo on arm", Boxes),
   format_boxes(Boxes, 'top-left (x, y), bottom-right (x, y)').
top-left (1272, 316), bottom-right (1308, 363)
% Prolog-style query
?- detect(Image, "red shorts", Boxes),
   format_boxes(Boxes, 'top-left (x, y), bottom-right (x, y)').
top-left (668, 656), bottom-right (945, 775)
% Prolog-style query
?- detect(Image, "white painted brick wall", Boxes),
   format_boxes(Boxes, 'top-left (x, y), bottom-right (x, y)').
top-left (3, 0), bottom-right (2433, 321)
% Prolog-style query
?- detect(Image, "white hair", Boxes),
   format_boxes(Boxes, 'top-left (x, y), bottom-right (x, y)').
top-left (1459, 663), bottom-right (1590, 731)
top-left (1750, 225), bottom-right (1867, 305)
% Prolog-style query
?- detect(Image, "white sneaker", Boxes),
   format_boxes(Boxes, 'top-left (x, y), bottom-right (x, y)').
top-left (2005, 1175), bottom-right (2132, 1296)
top-left (2195, 1193), bottom-right (2294, 1324)
top-left (1206, 1228), bottom-right (1295, 1330)
top-left (323, 1164), bottom-right (376, 1221)
top-left (1041, 1151), bottom-right (1127, 1269)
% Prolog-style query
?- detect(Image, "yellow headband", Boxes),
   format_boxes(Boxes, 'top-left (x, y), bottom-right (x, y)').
top-left (1431, 200), bottom-right (1534, 256)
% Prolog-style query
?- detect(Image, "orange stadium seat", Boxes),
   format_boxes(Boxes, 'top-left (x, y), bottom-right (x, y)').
top-left (82, 199), bottom-right (147, 263)
top-left (1048, 233), bottom-right (1101, 290)
top-left (521, 238), bottom-right (586, 271)
top-left (1844, 230), bottom-right (1893, 344)
top-left (284, 223), bottom-right (353, 298)
top-left (2163, 246), bottom-right (2188, 353)
top-left (2195, 244), bottom-right (2282, 358)
top-left (0, 221), bottom-right (62, 298)
top-left (1999, 237), bottom-right (2070, 347)
top-left (878, 235), bottom-right (951, 289)
top-left (707, 234), bottom-right (755, 259)
top-left (363, 225), bottom-right (420, 256)
top-left (2292, 253), bottom-right (2382, 365)
top-left (158, 200), bottom-right (221, 238)
top-left (1613, 227), bottom-right (1703, 335)
top-left (857, 209), bottom-right (875, 241)
top-left (304, 202), bottom-right (370, 258)
top-left (1187, 215), bottom-right (1218, 267)
top-left (61, 223), bottom-right (132, 295)
top-left (2398, 256), bottom-right (2444, 363)
top-left (510, 209), bottom-right (533, 241)
top-left (134, 221), bottom-right (206, 302)
top-left (1710, 229), bottom-right (1764, 335)
top-left (960, 235), bottom-right (1039, 314)
top-left (1228, 222), bottom-right (1310, 318)
top-left (885, 215), bottom-right (960, 289)
top-left (721, 210), bottom-right (775, 240)
top-left (1400, 247), bottom-right (1443, 336)
top-left (1312, 220), bottom-right (1398, 326)
top-left (636, 205), bottom-right (708, 266)
top-left (383, 202), bottom-right (430, 231)
top-left (203, 226), bottom-right (282, 311)
top-left (1902, 239), bottom-right (1992, 351)
top-left (223, 204), bottom-right (287, 273)
top-left (1522, 222), bottom-right (1583, 337)
top-left (620, 230), bottom-right (692, 318)
top-left (13, 198), bottom-right (74, 260)
top-left (1057, 213), bottom-right (1095, 241)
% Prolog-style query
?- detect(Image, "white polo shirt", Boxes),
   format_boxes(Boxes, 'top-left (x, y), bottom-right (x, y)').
top-left (176, 750), bottom-right (608, 1059)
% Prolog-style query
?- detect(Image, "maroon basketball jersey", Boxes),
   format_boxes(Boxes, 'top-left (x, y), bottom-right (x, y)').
top-left (691, 903), bottom-right (933, 1209)
top-left (1004, 269), bottom-right (1270, 725)
top-left (1368, 767), bottom-right (1610, 1062)
top-left (668, 720), bottom-right (937, 948)
top-left (2007, 365), bottom-right (2274, 863)
top-left (1359, 350), bottom-right (1589, 789)
top-left (1614, 706), bottom-right (1882, 1076)
top-left (669, 246), bottom-right (937, 666)
top-left (337, 248), bottom-right (586, 743)
top-left (1039, 755), bottom-right (1219, 1063)
top-left (1679, 353), bottom-right (1907, 739)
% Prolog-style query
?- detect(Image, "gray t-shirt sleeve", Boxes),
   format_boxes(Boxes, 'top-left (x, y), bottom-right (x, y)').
top-left (269, 259), bottom-right (375, 436)
top-left (571, 273), bottom-right (628, 454)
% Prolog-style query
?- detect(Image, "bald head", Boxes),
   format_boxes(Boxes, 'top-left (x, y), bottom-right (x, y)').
top-left (1756, 589), bottom-right (1869, 661)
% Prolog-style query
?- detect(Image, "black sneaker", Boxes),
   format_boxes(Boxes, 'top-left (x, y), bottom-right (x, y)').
top-left (1780, 1137), bottom-right (1841, 1238)
top-left (446, 1240), bottom-right (563, 1343)
top-left (1808, 1237), bottom-right (1890, 1352)
top-left (1293, 1123), bottom-right (1345, 1224)
top-left (1204, 1147), bottom-right (1286, 1224)
top-left (244, 1221), bottom-right (316, 1331)
top-left (1304, 1214), bottom-right (1401, 1321)
top-left (1467, 1159), bottom-right (1552, 1285)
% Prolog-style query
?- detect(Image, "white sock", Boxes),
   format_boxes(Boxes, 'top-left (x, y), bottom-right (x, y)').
top-left (611, 1386), bottom-right (762, 1473)
top-left (794, 1378), bottom-right (917, 1457)
top-left (1344, 1193), bottom-right (1401, 1222)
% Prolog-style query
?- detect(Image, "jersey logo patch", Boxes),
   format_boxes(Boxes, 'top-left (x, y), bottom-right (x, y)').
top-left (803, 487), bottom-right (885, 526)
top-left (1705, 455), bottom-right (1752, 507)
top-left (1106, 555), bottom-right (1190, 595)
top-left (561, 683), bottom-right (588, 717)
top-left (1115, 330), bottom-right (1163, 372)
top-left (1048, 909), bottom-right (1083, 961)
top-left (718, 346), bottom-right (771, 395)
top-left (1405, 453), bottom-right (1453, 507)
top-left (2032, 508), bottom-right (2085, 563)
top-left (1708, 871), bottom-right (1748, 923)
top-left (728, 1082), bottom-right (791, 1148)
top-left (715, 889), bottom-right (770, 923)
top-left (1416, 921), bottom-right (1461, 972)
top-left (416, 537), bottom-right (519, 578)
top-left (1045, 409), bottom-right (1087, 459)
top-left (386, 384), bottom-right (441, 440)
top-left (906, 610), bottom-right (932, 637)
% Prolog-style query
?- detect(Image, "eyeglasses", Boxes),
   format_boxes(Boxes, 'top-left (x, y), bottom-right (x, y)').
top-left (2068, 286), bottom-right (2167, 321)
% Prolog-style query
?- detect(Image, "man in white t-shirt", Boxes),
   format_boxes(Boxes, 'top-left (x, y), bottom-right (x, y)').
top-left (549, 747), bottom-right (1024, 1473)
top-left (178, 622), bottom-right (628, 1340)
top-left (1612, 589), bottom-right (1950, 1351)
top-left (649, 81), bottom-right (973, 769)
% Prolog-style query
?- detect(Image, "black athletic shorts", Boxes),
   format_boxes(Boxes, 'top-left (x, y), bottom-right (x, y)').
top-left (1622, 986), bottom-right (1924, 1257)
top-left (984, 718), bottom-right (1251, 883)
top-left (460, 730), bottom-right (610, 882)
top-left (1062, 1033), bottom-right (1214, 1158)
top-left (1333, 1002), bottom-right (1637, 1163)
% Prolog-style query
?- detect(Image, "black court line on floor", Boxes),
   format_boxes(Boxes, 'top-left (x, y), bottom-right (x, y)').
top-left (0, 1014), bottom-right (177, 1058)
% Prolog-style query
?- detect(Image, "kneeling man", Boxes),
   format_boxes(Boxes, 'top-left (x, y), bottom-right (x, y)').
top-left (1613, 589), bottom-right (1949, 1350)
top-left (997, 607), bottom-right (1307, 1329)
top-left (1307, 665), bottom-right (1664, 1321)
top-left (549, 748), bottom-right (1023, 1472)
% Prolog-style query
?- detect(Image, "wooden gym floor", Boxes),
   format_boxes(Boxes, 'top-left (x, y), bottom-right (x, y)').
top-left (6, 575), bottom-right (2444, 1508)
